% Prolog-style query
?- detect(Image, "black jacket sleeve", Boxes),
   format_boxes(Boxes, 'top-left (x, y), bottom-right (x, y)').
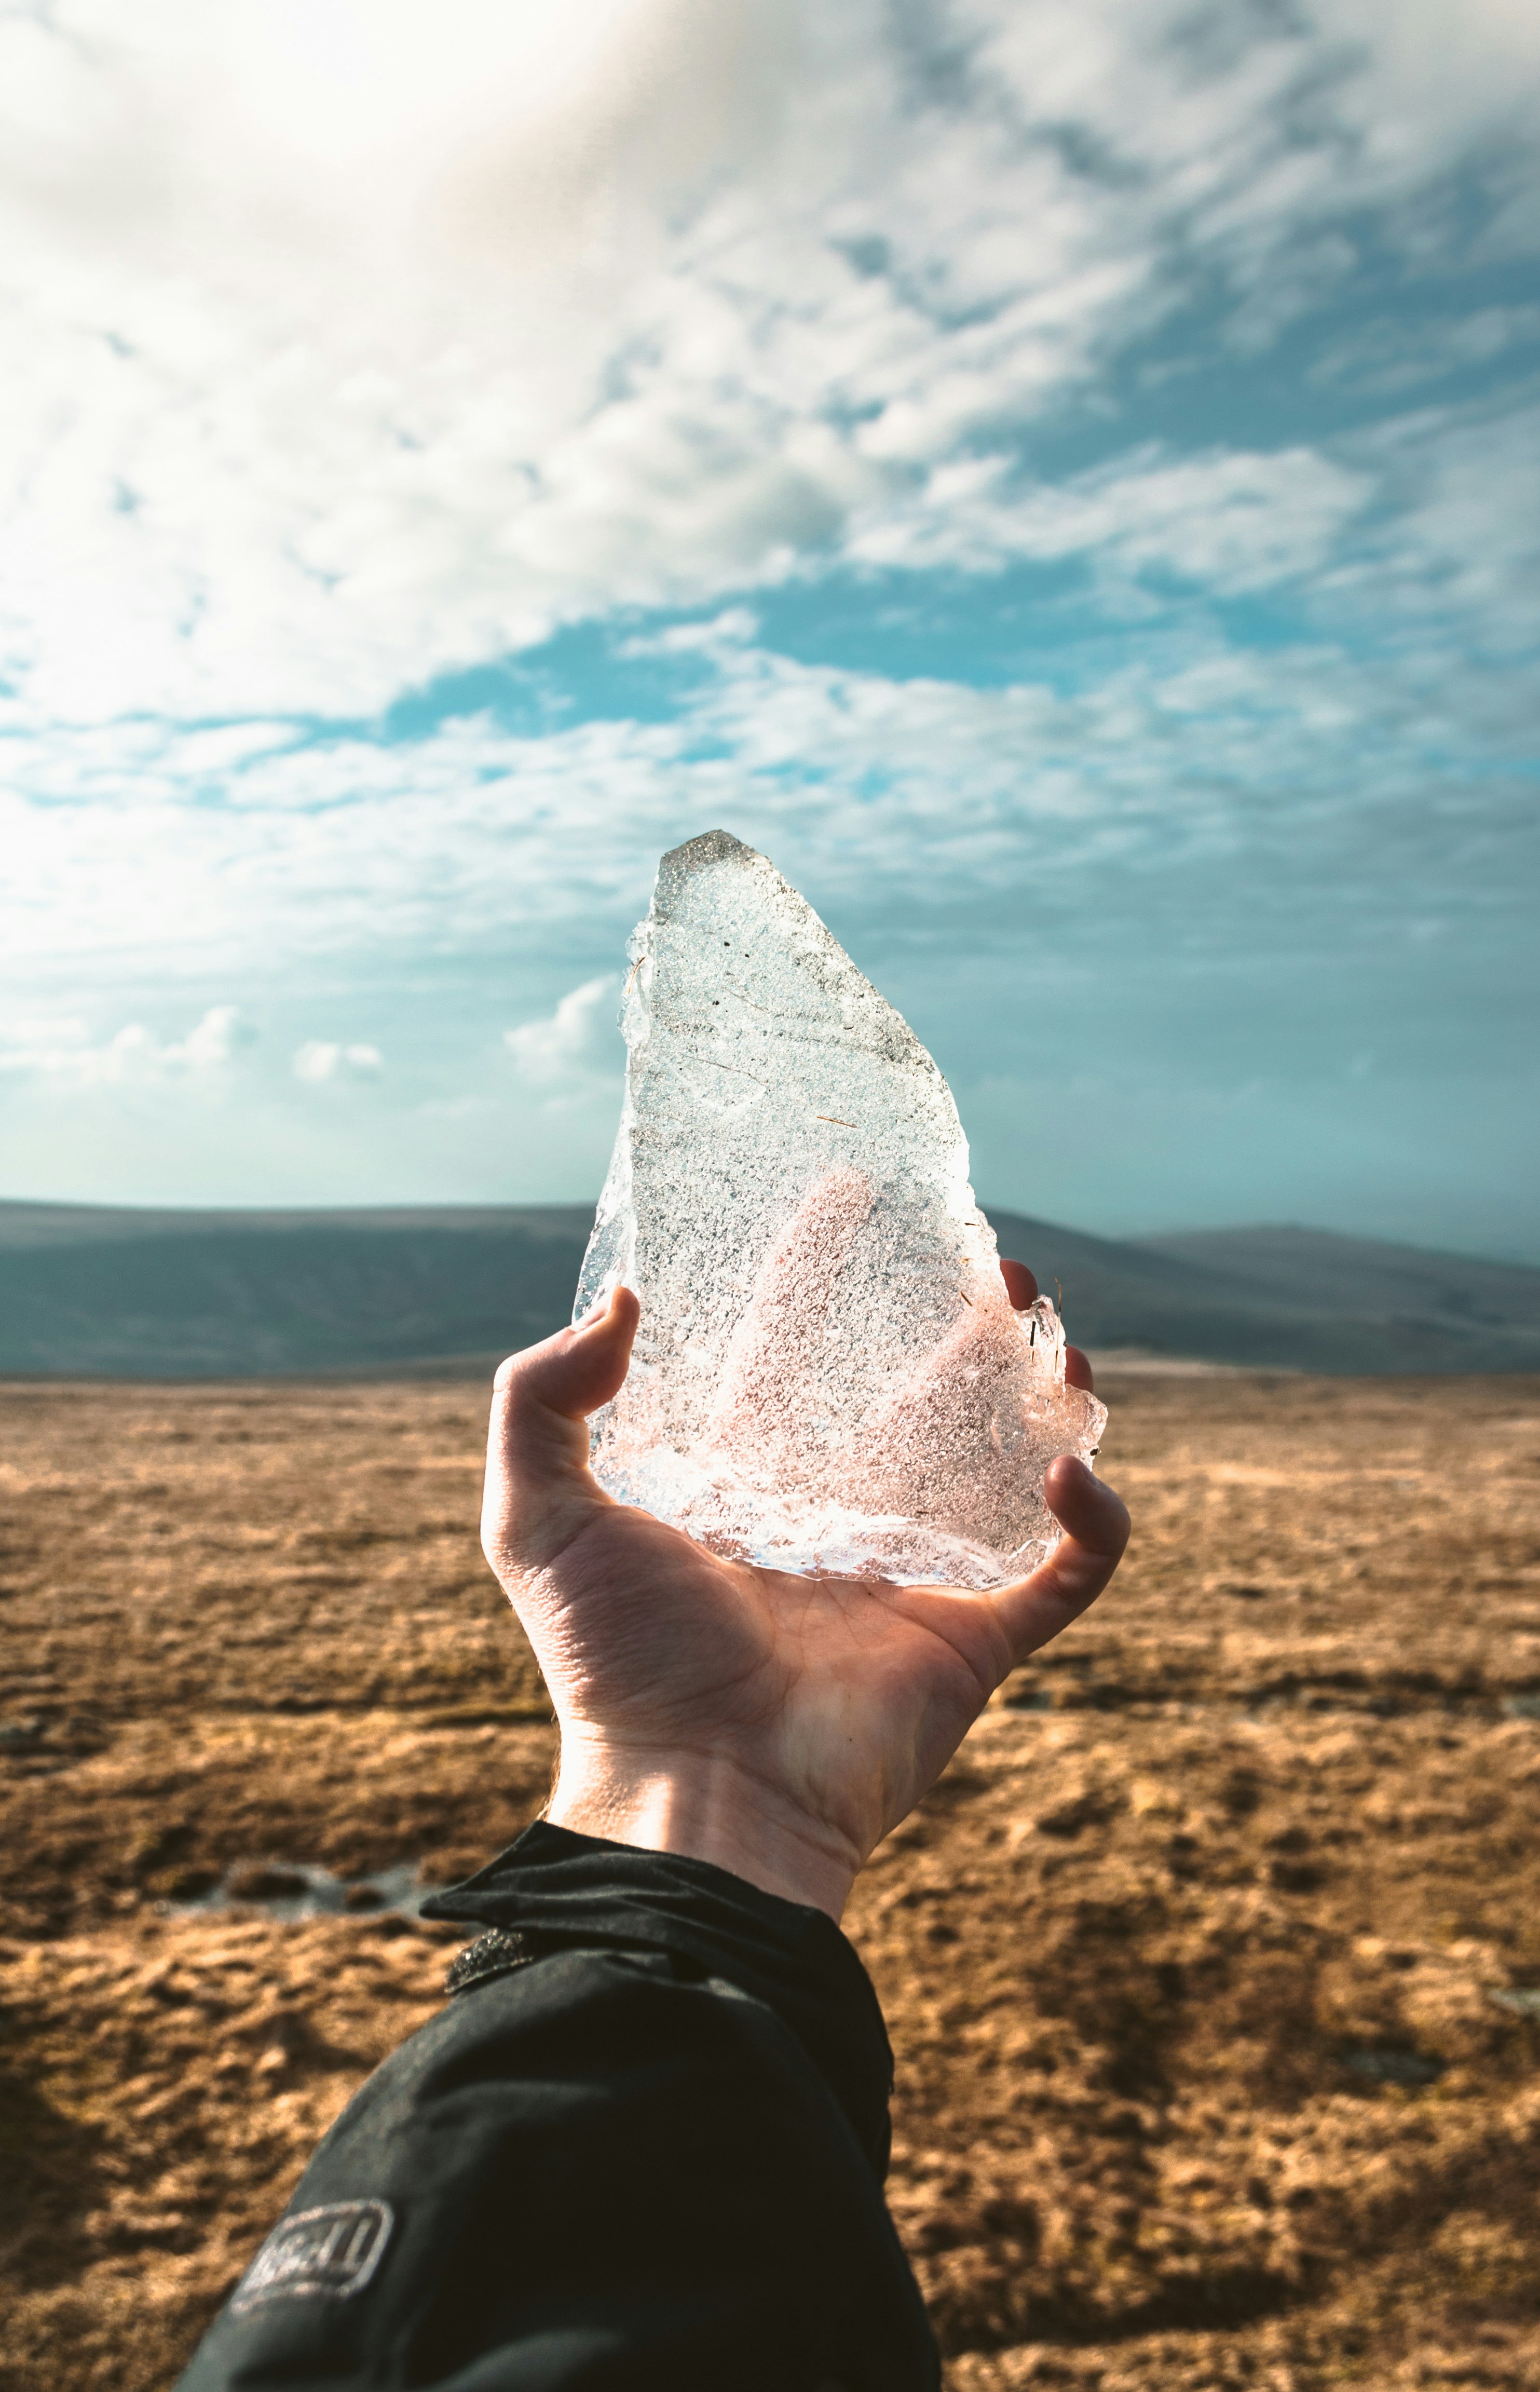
top-left (175, 1822), bottom-right (939, 2392)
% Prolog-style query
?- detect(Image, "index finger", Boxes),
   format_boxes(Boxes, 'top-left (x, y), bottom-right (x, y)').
top-left (999, 1257), bottom-right (1038, 1309)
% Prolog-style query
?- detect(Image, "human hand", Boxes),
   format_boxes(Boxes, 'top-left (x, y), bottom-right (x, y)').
top-left (481, 1261), bottom-right (1128, 1920)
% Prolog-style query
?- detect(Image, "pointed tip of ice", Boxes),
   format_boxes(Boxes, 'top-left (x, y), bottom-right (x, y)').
top-left (660, 829), bottom-right (759, 877)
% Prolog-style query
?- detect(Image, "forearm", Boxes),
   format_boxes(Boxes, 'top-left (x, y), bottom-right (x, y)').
top-left (547, 1728), bottom-right (862, 1919)
top-left (176, 1826), bottom-right (938, 2392)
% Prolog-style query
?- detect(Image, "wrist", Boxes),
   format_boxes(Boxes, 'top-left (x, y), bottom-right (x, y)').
top-left (544, 1729), bottom-right (859, 1920)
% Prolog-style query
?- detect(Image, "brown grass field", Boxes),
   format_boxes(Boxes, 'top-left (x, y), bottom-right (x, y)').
top-left (2, 1369), bottom-right (1538, 2390)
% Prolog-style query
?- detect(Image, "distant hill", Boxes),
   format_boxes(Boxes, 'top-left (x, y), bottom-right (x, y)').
top-left (1146, 1224), bottom-right (1540, 1351)
top-left (988, 1213), bottom-right (1540, 1376)
top-left (0, 1203), bottom-right (592, 1377)
top-left (1, 1200), bottom-right (1537, 1378)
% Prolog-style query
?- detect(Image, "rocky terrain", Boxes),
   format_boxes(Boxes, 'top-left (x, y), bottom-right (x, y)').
top-left (3, 1367), bottom-right (1538, 2388)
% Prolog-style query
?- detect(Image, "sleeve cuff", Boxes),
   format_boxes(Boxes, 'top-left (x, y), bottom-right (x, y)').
top-left (420, 1818), bottom-right (895, 2174)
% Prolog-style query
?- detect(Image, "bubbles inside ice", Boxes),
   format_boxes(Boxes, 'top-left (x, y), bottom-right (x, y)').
top-left (575, 831), bottom-right (1107, 1589)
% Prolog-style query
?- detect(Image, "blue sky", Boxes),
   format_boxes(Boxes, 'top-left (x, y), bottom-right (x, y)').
top-left (2, 0), bottom-right (1537, 1258)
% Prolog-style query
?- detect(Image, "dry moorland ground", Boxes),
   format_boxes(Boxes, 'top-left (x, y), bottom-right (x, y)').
top-left (2, 1369), bottom-right (1538, 2391)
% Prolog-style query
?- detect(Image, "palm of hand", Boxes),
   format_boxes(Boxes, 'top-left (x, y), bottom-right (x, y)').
top-left (483, 1283), bottom-right (1128, 1915)
top-left (518, 1494), bottom-right (1006, 1867)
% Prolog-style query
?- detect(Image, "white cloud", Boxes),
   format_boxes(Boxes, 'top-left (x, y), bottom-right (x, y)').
top-left (504, 976), bottom-right (622, 1094)
top-left (0, 3), bottom-right (1530, 1232)
top-left (1344, 400), bottom-right (1540, 637)
top-left (292, 1039), bottom-right (384, 1083)
top-left (851, 443), bottom-right (1372, 588)
top-left (4, 562), bottom-right (1520, 1019)
top-left (0, 0), bottom-right (1534, 727)
top-left (1310, 305), bottom-right (1540, 396)
top-left (0, 1004), bottom-right (246, 1083)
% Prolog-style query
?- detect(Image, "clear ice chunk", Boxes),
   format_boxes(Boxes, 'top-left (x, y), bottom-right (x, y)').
top-left (575, 831), bottom-right (1107, 1589)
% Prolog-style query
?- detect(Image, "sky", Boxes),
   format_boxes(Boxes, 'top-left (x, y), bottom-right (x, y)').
top-left (2, 0), bottom-right (1537, 1258)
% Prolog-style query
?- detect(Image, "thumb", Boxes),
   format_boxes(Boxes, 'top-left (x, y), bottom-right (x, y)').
top-left (482, 1285), bottom-right (639, 1576)
top-left (987, 1453), bottom-right (1130, 1668)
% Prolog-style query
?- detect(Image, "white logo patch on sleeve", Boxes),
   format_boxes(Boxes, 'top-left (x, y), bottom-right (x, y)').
top-left (231, 2199), bottom-right (394, 2315)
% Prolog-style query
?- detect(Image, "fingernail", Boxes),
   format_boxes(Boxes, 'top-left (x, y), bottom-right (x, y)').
top-left (576, 1286), bottom-right (614, 1333)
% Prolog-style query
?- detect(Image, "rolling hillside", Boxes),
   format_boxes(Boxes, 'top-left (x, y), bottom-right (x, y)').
top-left (2, 1200), bottom-right (1537, 1377)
